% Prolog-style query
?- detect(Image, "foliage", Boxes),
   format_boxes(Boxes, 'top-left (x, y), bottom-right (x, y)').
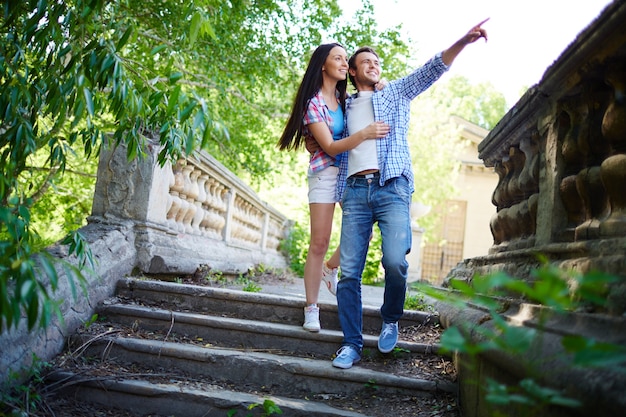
top-left (422, 263), bottom-right (624, 414)
top-left (227, 398), bottom-right (283, 417)
top-left (427, 75), bottom-right (507, 130)
top-left (0, 354), bottom-right (51, 416)
top-left (404, 290), bottom-right (434, 312)
top-left (362, 227), bottom-right (383, 284)
top-left (0, 228), bottom-right (92, 332)
top-left (280, 221), bottom-right (308, 277)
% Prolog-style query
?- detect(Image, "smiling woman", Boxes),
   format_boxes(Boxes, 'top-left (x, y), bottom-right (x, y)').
top-left (339, 0), bottom-right (614, 107)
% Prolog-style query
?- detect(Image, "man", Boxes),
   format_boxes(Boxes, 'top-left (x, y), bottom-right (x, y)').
top-left (332, 20), bottom-right (489, 369)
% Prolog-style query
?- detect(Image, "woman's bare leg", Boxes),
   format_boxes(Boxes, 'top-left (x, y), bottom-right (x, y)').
top-left (304, 202), bottom-right (335, 305)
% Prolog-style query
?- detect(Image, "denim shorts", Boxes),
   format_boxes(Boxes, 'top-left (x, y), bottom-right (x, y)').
top-left (307, 166), bottom-right (339, 204)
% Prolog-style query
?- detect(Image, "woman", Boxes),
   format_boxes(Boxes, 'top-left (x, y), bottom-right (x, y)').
top-left (278, 43), bottom-right (389, 332)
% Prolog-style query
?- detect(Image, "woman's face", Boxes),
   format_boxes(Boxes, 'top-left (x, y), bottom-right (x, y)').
top-left (322, 46), bottom-right (348, 82)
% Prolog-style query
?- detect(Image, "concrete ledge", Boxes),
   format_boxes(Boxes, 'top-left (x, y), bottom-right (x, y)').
top-left (0, 221), bottom-right (137, 385)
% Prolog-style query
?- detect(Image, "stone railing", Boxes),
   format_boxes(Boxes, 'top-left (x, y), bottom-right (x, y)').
top-left (454, 1), bottom-right (626, 287)
top-left (91, 137), bottom-right (291, 275)
top-left (442, 2), bottom-right (626, 417)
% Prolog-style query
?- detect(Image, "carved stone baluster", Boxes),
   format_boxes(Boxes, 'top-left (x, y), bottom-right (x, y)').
top-left (179, 164), bottom-right (197, 234)
top-left (600, 155), bottom-right (626, 236)
top-left (506, 147), bottom-right (526, 206)
top-left (167, 160), bottom-right (185, 232)
top-left (204, 178), bottom-right (222, 238)
top-left (489, 211), bottom-right (505, 247)
top-left (489, 158), bottom-right (509, 248)
top-left (491, 161), bottom-right (507, 209)
top-left (197, 174), bottom-right (209, 235)
top-left (506, 203), bottom-right (522, 241)
top-left (499, 155), bottom-right (515, 209)
top-left (586, 85), bottom-right (612, 164)
top-left (575, 166), bottom-right (608, 240)
top-left (600, 66), bottom-right (626, 236)
top-left (561, 96), bottom-right (590, 174)
top-left (164, 163), bottom-right (175, 226)
top-left (559, 98), bottom-right (591, 241)
top-left (601, 67), bottom-right (626, 152)
top-left (192, 171), bottom-right (207, 233)
top-left (528, 193), bottom-right (539, 244)
top-left (559, 175), bottom-right (585, 241)
top-left (519, 132), bottom-right (540, 199)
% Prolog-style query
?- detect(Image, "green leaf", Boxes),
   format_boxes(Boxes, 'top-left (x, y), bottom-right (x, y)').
top-left (439, 327), bottom-right (467, 351)
top-left (185, 129), bottom-right (195, 155)
top-left (117, 25), bottom-right (134, 50)
top-left (150, 45), bottom-right (167, 56)
top-left (167, 85), bottom-right (182, 115)
top-left (192, 109), bottom-right (205, 131)
top-left (83, 88), bottom-right (94, 116)
top-left (27, 293), bottom-right (39, 330)
top-left (169, 72), bottom-right (184, 84)
top-left (189, 12), bottom-right (201, 47)
top-left (179, 102), bottom-right (197, 123)
top-left (39, 256), bottom-right (59, 291)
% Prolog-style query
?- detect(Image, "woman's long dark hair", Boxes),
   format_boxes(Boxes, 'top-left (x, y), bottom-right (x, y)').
top-left (278, 43), bottom-right (347, 151)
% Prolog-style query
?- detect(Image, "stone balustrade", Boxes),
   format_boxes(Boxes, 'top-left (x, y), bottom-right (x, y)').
top-left (442, 3), bottom-right (626, 416)
top-left (453, 1), bottom-right (626, 292)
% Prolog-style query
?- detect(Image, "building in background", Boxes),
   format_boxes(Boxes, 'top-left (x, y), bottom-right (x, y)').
top-left (420, 116), bottom-right (497, 285)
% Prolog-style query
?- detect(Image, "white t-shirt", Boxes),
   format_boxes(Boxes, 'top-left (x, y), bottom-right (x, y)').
top-left (347, 91), bottom-right (379, 178)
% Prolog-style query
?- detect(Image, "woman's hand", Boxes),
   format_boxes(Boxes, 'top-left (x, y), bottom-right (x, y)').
top-left (363, 121), bottom-right (390, 139)
top-left (375, 78), bottom-right (388, 91)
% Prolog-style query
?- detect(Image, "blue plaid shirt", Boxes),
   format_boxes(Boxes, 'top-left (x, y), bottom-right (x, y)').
top-left (337, 52), bottom-right (449, 200)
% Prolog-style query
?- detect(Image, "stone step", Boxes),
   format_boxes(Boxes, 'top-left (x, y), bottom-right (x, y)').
top-left (68, 336), bottom-right (456, 398)
top-left (48, 280), bottom-right (457, 416)
top-left (47, 370), bottom-right (369, 417)
top-left (96, 303), bottom-right (442, 357)
top-left (115, 277), bottom-right (438, 334)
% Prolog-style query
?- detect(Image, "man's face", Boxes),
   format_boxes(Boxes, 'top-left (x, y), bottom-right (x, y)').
top-left (349, 52), bottom-right (381, 89)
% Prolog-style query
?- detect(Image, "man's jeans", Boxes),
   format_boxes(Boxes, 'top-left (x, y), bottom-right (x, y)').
top-left (337, 174), bottom-right (411, 352)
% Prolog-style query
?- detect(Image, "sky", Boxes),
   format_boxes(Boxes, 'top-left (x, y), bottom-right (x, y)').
top-left (338, 0), bottom-right (614, 107)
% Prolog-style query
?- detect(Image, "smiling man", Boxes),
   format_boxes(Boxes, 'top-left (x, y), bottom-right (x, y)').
top-left (332, 20), bottom-right (489, 369)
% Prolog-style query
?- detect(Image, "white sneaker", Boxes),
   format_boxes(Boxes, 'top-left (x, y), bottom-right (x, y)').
top-left (303, 305), bottom-right (320, 332)
top-left (322, 264), bottom-right (338, 296)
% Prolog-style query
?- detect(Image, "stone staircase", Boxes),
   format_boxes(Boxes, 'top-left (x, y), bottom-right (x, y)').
top-left (45, 277), bottom-right (458, 416)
